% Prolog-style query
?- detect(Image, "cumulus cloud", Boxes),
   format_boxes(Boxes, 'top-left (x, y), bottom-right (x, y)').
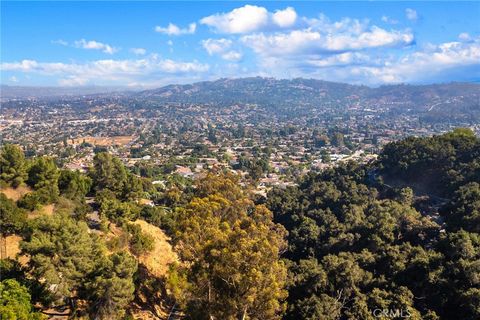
top-left (377, 38), bottom-right (480, 83)
top-left (1, 55), bottom-right (209, 86)
top-left (202, 38), bottom-right (232, 55)
top-left (261, 37), bottom-right (480, 84)
top-left (405, 8), bottom-right (418, 21)
top-left (200, 5), bottom-right (268, 34)
top-left (155, 23), bottom-right (196, 35)
top-left (241, 26), bottom-right (414, 56)
top-left (74, 39), bottom-right (118, 54)
top-left (200, 5), bottom-right (298, 34)
top-left (201, 38), bottom-right (242, 61)
top-left (272, 7), bottom-right (297, 28)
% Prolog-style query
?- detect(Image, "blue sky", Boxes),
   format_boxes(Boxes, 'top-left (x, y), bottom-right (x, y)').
top-left (1, 1), bottom-right (479, 87)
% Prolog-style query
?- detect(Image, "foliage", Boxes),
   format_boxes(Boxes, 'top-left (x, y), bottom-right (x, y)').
top-left (0, 279), bottom-right (45, 320)
top-left (441, 182), bottom-right (480, 233)
top-left (16, 156), bottom-right (61, 210)
top-left (139, 205), bottom-right (166, 226)
top-left (96, 191), bottom-right (141, 222)
top-left (3, 132), bottom-right (480, 319)
top-left (86, 252), bottom-right (138, 320)
top-left (27, 157), bottom-right (60, 192)
top-left (20, 213), bottom-right (105, 305)
top-left (125, 223), bottom-right (155, 256)
top-left (379, 128), bottom-right (480, 197)
top-left (90, 152), bottom-right (128, 194)
top-left (90, 152), bottom-right (147, 202)
top-left (268, 132), bottom-right (480, 320)
top-left (0, 144), bottom-right (28, 188)
top-left (0, 193), bottom-right (27, 235)
top-left (168, 173), bottom-right (288, 319)
top-left (58, 169), bottom-right (92, 200)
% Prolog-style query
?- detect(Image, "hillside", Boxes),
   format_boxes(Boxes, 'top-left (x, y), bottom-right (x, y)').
top-left (135, 77), bottom-right (480, 121)
top-left (1, 128), bottom-right (479, 320)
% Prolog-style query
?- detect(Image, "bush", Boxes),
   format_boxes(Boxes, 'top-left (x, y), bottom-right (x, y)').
top-left (17, 192), bottom-right (42, 211)
top-left (125, 223), bottom-right (154, 256)
top-left (0, 194), bottom-right (27, 234)
top-left (140, 205), bottom-right (165, 226)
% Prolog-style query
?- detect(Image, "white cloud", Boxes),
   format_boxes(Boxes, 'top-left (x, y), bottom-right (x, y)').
top-left (405, 8), bottom-right (418, 21)
top-left (200, 5), bottom-right (268, 34)
top-left (131, 48), bottom-right (146, 55)
top-left (241, 26), bottom-right (414, 56)
top-left (201, 38), bottom-right (242, 61)
top-left (74, 39), bottom-right (118, 54)
top-left (381, 15), bottom-right (398, 25)
top-left (271, 37), bottom-right (480, 84)
top-left (221, 51), bottom-right (243, 61)
top-left (1, 55), bottom-right (210, 86)
top-left (9, 76), bottom-right (18, 83)
top-left (364, 39), bottom-right (480, 83)
top-left (200, 5), bottom-right (299, 34)
top-left (459, 33), bottom-right (471, 41)
top-left (272, 7), bottom-right (297, 28)
top-left (155, 23), bottom-right (196, 35)
top-left (201, 38), bottom-right (232, 55)
top-left (303, 14), bottom-right (369, 35)
top-left (167, 40), bottom-right (173, 46)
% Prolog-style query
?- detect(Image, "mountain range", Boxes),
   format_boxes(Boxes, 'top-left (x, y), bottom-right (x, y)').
top-left (2, 78), bottom-right (479, 122)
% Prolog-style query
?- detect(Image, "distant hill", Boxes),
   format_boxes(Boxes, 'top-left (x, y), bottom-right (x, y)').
top-left (2, 78), bottom-right (479, 122)
top-left (137, 77), bottom-right (479, 105)
top-left (0, 85), bottom-right (131, 99)
top-left (137, 77), bottom-right (368, 106)
top-left (136, 77), bottom-right (480, 121)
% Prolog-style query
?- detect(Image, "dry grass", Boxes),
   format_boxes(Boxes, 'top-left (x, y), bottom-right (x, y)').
top-left (2, 234), bottom-right (22, 259)
top-left (133, 220), bottom-right (178, 278)
top-left (1, 234), bottom-right (29, 265)
top-left (68, 135), bottom-right (134, 146)
top-left (28, 204), bottom-right (55, 219)
top-left (0, 185), bottom-right (32, 201)
top-left (139, 198), bottom-right (153, 205)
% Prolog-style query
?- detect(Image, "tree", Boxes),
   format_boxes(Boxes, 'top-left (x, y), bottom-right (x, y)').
top-left (21, 213), bottom-right (104, 305)
top-left (0, 279), bottom-right (45, 320)
top-left (0, 144), bottom-right (28, 187)
top-left (86, 252), bottom-right (137, 320)
top-left (441, 182), bottom-right (480, 233)
top-left (125, 223), bottom-right (154, 256)
top-left (58, 170), bottom-right (92, 201)
top-left (0, 193), bottom-right (27, 235)
top-left (96, 191), bottom-right (141, 222)
top-left (168, 174), bottom-right (288, 320)
top-left (27, 157), bottom-right (59, 191)
top-left (23, 157), bottom-right (60, 206)
top-left (266, 161), bottom-right (447, 319)
top-left (90, 152), bottom-right (128, 196)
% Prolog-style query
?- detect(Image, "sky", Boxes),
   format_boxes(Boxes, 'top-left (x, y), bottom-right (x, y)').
top-left (1, 1), bottom-right (480, 87)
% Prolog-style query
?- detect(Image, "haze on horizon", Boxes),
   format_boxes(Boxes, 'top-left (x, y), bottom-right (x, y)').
top-left (1, 1), bottom-right (479, 87)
